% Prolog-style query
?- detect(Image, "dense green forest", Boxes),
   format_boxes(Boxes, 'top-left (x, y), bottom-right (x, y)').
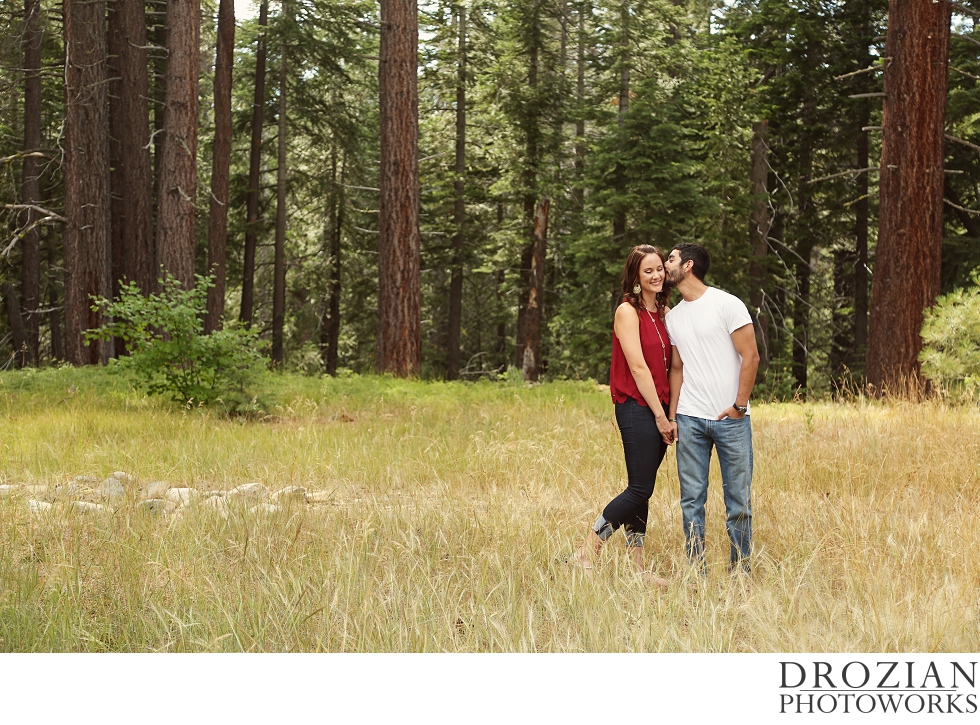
top-left (1, 0), bottom-right (979, 396)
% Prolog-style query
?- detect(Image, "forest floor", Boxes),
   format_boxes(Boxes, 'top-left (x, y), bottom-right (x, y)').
top-left (0, 367), bottom-right (976, 652)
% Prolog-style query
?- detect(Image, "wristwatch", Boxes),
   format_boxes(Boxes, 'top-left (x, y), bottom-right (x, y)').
top-left (734, 403), bottom-right (748, 415)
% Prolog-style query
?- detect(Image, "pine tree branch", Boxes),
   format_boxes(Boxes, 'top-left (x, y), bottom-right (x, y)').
top-left (946, 133), bottom-right (980, 153)
top-left (808, 167), bottom-right (879, 184)
top-left (944, 197), bottom-right (980, 215)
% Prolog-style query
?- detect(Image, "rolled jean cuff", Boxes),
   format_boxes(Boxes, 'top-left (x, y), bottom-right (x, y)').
top-left (593, 514), bottom-right (614, 541)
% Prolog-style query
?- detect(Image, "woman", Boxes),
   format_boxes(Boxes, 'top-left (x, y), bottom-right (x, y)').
top-left (570, 244), bottom-right (675, 585)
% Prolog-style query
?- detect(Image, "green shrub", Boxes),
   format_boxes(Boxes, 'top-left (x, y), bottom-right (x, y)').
top-left (87, 274), bottom-right (268, 411)
top-left (919, 273), bottom-right (980, 400)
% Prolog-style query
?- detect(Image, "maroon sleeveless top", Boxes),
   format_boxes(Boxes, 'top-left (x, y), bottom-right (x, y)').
top-left (610, 306), bottom-right (671, 407)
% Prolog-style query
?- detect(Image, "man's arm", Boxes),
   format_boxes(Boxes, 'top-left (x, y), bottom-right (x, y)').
top-left (717, 323), bottom-right (760, 421)
top-left (668, 346), bottom-right (683, 440)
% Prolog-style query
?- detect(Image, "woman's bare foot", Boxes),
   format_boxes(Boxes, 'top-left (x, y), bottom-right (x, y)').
top-left (568, 530), bottom-right (604, 571)
top-left (638, 570), bottom-right (669, 587)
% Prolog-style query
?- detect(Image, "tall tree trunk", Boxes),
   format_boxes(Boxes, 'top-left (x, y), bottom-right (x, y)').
top-left (46, 230), bottom-right (64, 361)
top-left (64, 0), bottom-right (111, 364)
top-left (792, 98), bottom-right (817, 395)
top-left (851, 7), bottom-right (871, 379)
top-left (831, 245), bottom-right (856, 383)
top-left (748, 119), bottom-right (770, 376)
top-left (515, 12), bottom-right (540, 371)
top-left (155, 0), bottom-right (200, 288)
top-left (321, 148), bottom-right (345, 375)
top-left (240, 0), bottom-right (269, 326)
top-left (573, 0), bottom-right (587, 213)
top-left (4, 282), bottom-right (29, 366)
top-left (272, 2), bottom-right (290, 366)
top-left (205, 0), bottom-right (235, 332)
top-left (520, 198), bottom-right (549, 381)
top-left (853, 107), bottom-right (870, 375)
top-left (446, 5), bottom-right (466, 380)
top-left (148, 0), bottom-right (167, 227)
top-left (868, 0), bottom-right (950, 393)
top-left (377, 0), bottom-right (420, 376)
top-left (108, 0), bottom-right (154, 306)
top-left (612, 0), bottom-right (628, 247)
top-left (20, 0), bottom-right (42, 364)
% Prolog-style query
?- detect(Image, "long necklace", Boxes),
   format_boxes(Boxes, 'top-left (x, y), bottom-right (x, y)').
top-left (643, 304), bottom-right (668, 375)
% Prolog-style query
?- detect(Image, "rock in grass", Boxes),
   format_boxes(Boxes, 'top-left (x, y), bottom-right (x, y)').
top-left (249, 503), bottom-right (281, 515)
top-left (143, 481), bottom-right (169, 499)
top-left (74, 475), bottom-right (98, 486)
top-left (70, 501), bottom-right (104, 514)
top-left (271, 485), bottom-right (307, 504)
top-left (111, 471), bottom-right (134, 487)
top-left (54, 483), bottom-right (81, 499)
top-left (97, 477), bottom-right (127, 501)
top-left (165, 487), bottom-right (199, 505)
top-left (0, 484), bottom-right (20, 497)
top-left (138, 499), bottom-right (176, 515)
top-left (202, 496), bottom-right (230, 518)
top-left (27, 499), bottom-right (52, 513)
top-left (228, 483), bottom-right (269, 501)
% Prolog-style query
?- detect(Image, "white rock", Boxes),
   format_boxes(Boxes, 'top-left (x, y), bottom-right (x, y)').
top-left (306, 490), bottom-right (334, 503)
top-left (143, 481), bottom-right (169, 499)
top-left (97, 477), bottom-right (127, 501)
top-left (228, 483), bottom-right (269, 501)
top-left (27, 499), bottom-right (52, 513)
top-left (74, 475), bottom-right (98, 485)
top-left (0, 484), bottom-right (20, 497)
top-left (271, 485), bottom-right (307, 504)
top-left (138, 499), bottom-right (176, 515)
top-left (111, 471), bottom-right (135, 487)
top-left (23, 484), bottom-right (50, 497)
top-left (54, 483), bottom-right (81, 499)
top-left (166, 487), bottom-right (199, 505)
top-left (249, 503), bottom-right (281, 515)
top-left (202, 496), bottom-right (230, 518)
top-left (70, 501), bottom-right (104, 514)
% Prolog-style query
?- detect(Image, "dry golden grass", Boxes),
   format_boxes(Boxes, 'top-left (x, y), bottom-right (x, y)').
top-left (0, 368), bottom-right (976, 651)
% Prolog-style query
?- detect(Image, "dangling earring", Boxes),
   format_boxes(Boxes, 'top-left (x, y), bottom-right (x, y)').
top-left (632, 283), bottom-right (641, 295)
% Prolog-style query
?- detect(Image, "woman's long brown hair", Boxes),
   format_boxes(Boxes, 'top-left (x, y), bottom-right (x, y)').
top-left (620, 244), bottom-right (669, 319)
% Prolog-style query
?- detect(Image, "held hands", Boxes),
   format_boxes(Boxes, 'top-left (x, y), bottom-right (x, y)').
top-left (656, 415), bottom-right (676, 446)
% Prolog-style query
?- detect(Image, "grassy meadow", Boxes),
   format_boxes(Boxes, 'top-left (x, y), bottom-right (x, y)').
top-left (0, 366), bottom-right (977, 652)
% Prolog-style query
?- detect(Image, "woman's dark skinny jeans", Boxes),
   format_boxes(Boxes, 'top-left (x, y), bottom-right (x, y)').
top-left (601, 396), bottom-right (668, 543)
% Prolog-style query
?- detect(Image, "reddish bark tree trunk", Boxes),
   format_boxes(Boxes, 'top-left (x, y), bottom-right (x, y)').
top-left (446, 5), bottom-right (466, 380)
top-left (155, 0), bottom-right (200, 289)
top-left (520, 198), bottom-right (549, 382)
top-left (64, 0), bottom-right (111, 364)
top-left (240, 0), bottom-right (268, 326)
top-left (272, 2), bottom-right (290, 366)
top-left (868, 0), bottom-right (950, 393)
top-left (205, 0), bottom-right (235, 332)
top-left (108, 0), bottom-right (154, 304)
top-left (321, 148), bottom-right (345, 375)
top-left (20, 0), bottom-right (42, 365)
top-left (377, 0), bottom-right (420, 376)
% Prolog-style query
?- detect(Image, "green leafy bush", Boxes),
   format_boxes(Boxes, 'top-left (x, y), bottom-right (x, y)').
top-left (919, 273), bottom-right (980, 400)
top-left (87, 274), bottom-right (268, 411)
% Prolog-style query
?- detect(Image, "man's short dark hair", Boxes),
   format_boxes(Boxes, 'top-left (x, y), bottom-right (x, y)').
top-left (672, 243), bottom-right (710, 281)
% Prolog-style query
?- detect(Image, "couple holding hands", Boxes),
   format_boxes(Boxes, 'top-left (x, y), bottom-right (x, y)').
top-left (572, 243), bottom-right (760, 585)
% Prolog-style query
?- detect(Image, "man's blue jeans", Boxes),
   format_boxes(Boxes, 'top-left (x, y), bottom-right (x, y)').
top-left (676, 414), bottom-right (753, 571)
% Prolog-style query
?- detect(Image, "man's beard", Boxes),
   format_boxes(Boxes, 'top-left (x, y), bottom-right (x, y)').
top-left (663, 269), bottom-right (680, 288)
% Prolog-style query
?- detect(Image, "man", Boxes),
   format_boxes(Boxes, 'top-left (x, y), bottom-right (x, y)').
top-left (663, 243), bottom-right (760, 574)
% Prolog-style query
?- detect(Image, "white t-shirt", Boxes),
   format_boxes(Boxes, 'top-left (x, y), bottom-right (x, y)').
top-left (665, 286), bottom-right (753, 420)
